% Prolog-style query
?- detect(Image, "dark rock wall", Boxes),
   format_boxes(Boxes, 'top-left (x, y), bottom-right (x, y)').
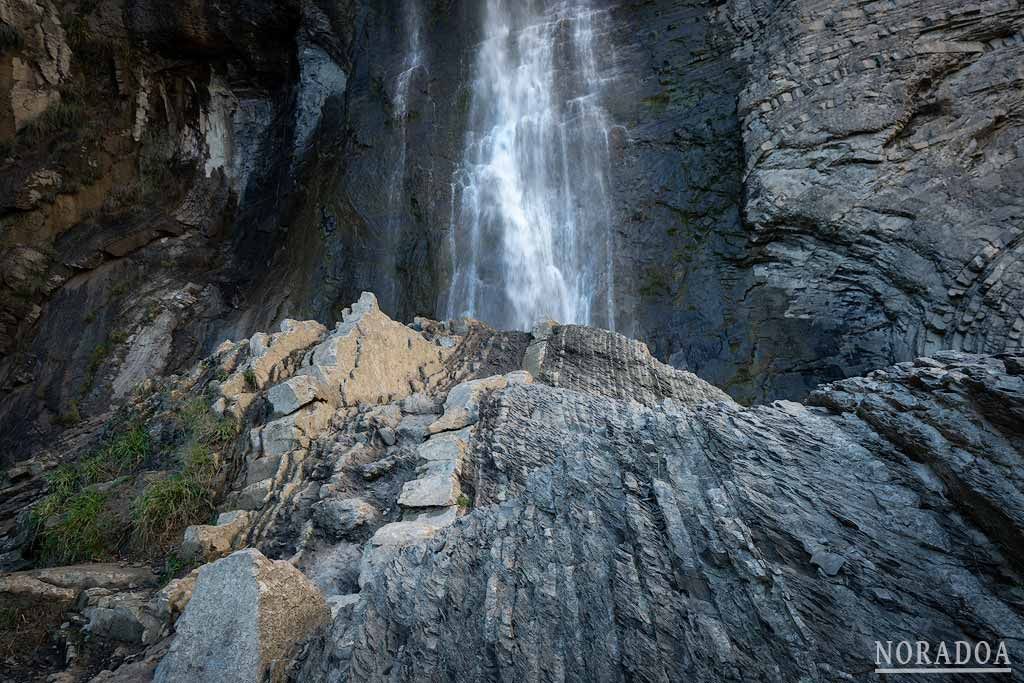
top-left (0, 0), bottom-right (350, 459)
top-left (721, 0), bottom-right (1024, 400)
top-left (3, 0), bottom-right (1023, 457)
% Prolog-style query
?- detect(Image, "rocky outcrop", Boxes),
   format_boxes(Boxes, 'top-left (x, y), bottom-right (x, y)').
top-left (1, 297), bottom-right (1022, 681)
top-left (296, 331), bottom-right (1024, 682)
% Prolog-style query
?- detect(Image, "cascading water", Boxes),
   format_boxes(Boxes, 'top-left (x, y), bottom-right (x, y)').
top-left (445, 0), bottom-right (618, 331)
top-left (381, 3), bottom-right (424, 309)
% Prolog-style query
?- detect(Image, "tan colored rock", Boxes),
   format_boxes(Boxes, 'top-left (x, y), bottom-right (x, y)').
top-left (28, 563), bottom-right (158, 591)
top-left (308, 292), bottom-right (452, 406)
top-left (220, 319), bottom-right (327, 398)
top-left (180, 510), bottom-right (252, 563)
top-left (260, 402), bottom-right (333, 456)
top-left (0, 572), bottom-right (76, 609)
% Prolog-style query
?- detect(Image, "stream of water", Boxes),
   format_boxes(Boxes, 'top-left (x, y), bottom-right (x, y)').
top-left (445, 0), bottom-right (617, 331)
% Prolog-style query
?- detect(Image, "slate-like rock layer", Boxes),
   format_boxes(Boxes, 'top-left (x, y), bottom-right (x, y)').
top-left (295, 325), bottom-right (1024, 682)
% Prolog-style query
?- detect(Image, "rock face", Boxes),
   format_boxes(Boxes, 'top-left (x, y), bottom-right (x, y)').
top-left (1, 297), bottom-right (1022, 681)
top-left (706, 0), bottom-right (1024, 400)
top-left (2, 0), bottom-right (1023, 460)
top-left (153, 549), bottom-right (329, 683)
top-left (295, 333), bottom-right (1024, 682)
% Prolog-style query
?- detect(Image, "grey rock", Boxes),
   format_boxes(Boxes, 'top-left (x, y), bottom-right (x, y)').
top-left (810, 551), bottom-right (846, 577)
top-left (401, 393), bottom-right (439, 415)
top-left (377, 426), bottom-right (397, 446)
top-left (296, 335), bottom-right (1024, 681)
top-left (295, 44), bottom-right (348, 156)
top-left (428, 375), bottom-right (509, 434)
top-left (154, 549), bottom-right (328, 683)
top-left (395, 414), bottom-right (436, 443)
top-left (83, 591), bottom-right (153, 643)
top-left (267, 375), bottom-right (330, 417)
top-left (312, 498), bottom-right (379, 541)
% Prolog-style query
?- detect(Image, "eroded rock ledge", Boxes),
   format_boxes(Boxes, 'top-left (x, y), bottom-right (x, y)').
top-left (1, 294), bottom-right (1021, 682)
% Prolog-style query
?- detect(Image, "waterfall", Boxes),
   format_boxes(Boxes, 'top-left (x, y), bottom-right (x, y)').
top-left (382, 2), bottom-right (424, 309)
top-left (446, 0), bottom-right (618, 331)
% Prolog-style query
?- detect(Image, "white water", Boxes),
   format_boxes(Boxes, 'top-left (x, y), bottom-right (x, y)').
top-left (445, 0), bottom-right (618, 331)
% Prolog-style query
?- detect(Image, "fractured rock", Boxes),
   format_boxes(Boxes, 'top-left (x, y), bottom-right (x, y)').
top-left (312, 498), bottom-right (379, 541)
top-left (428, 375), bottom-right (508, 434)
top-left (267, 375), bottom-right (331, 417)
top-left (307, 292), bottom-right (452, 406)
top-left (179, 510), bottom-right (252, 563)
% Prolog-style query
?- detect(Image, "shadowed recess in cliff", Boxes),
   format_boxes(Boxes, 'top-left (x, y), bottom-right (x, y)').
top-left (444, 0), bottom-right (619, 332)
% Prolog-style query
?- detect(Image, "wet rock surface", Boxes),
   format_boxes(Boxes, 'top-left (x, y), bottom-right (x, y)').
top-left (3, 0), bottom-right (1023, 460)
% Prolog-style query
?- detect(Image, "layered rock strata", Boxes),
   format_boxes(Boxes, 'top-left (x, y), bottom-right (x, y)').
top-left (3, 296), bottom-right (1019, 681)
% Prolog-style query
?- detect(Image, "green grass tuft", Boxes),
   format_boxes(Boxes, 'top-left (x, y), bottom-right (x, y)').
top-left (178, 398), bottom-right (238, 446)
top-left (37, 490), bottom-right (113, 565)
top-left (132, 473), bottom-right (211, 548)
top-left (105, 423), bottom-right (151, 471)
top-left (32, 421), bottom-right (151, 564)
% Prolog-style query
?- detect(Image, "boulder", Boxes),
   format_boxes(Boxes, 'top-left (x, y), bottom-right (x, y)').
top-left (153, 549), bottom-right (329, 683)
top-left (428, 375), bottom-right (508, 434)
top-left (266, 375), bottom-right (331, 416)
top-left (82, 590), bottom-right (156, 643)
top-left (180, 511), bottom-right (252, 563)
top-left (396, 459), bottom-right (460, 508)
top-left (311, 498), bottom-right (379, 541)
